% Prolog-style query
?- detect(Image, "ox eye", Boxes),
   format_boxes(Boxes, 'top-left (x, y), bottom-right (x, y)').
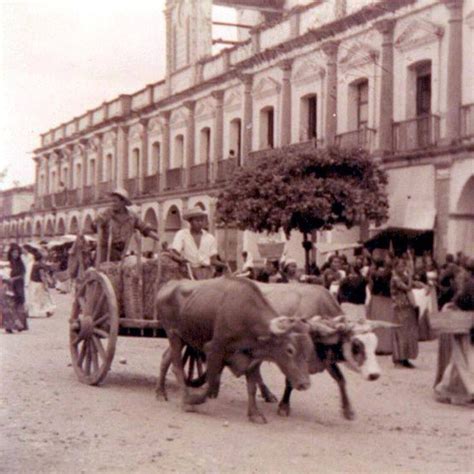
top-left (352, 341), bottom-right (362, 356)
top-left (286, 345), bottom-right (296, 357)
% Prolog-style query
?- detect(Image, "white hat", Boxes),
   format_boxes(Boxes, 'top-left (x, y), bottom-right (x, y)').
top-left (183, 206), bottom-right (208, 221)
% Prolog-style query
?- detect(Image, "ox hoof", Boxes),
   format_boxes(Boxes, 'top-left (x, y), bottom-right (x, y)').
top-left (184, 388), bottom-right (207, 406)
top-left (248, 413), bottom-right (267, 424)
top-left (277, 404), bottom-right (290, 417)
top-left (261, 390), bottom-right (278, 404)
top-left (155, 389), bottom-right (168, 401)
top-left (183, 403), bottom-right (199, 413)
top-left (343, 409), bottom-right (355, 421)
top-left (207, 385), bottom-right (220, 399)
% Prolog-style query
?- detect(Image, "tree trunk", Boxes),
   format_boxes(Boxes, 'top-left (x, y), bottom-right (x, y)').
top-left (303, 232), bottom-right (310, 274)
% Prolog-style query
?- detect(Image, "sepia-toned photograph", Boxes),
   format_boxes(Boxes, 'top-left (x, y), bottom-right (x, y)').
top-left (0, 0), bottom-right (473, 472)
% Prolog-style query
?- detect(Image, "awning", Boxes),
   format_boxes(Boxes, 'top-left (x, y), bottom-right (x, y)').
top-left (364, 227), bottom-right (434, 255)
top-left (387, 197), bottom-right (436, 231)
top-left (315, 242), bottom-right (362, 255)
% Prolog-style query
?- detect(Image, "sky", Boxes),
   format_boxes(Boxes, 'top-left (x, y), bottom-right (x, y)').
top-left (0, 0), bottom-right (169, 189)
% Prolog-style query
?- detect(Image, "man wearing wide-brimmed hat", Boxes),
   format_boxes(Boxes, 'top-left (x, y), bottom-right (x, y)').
top-left (92, 188), bottom-right (159, 263)
top-left (171, 206), bottom-right (226, 280)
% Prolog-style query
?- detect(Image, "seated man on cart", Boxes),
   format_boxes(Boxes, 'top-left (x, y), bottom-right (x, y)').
top-left (93, 188), bottom-right (160, 264)
top-left (170, 206), bottom-right (227, 280)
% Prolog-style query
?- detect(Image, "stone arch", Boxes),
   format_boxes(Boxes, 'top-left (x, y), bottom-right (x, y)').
top-left (69, 216), bottom-right (80, 235)
top-left (82, 214), bottom-right (94, 235)
top-left (164, 205), bottom-right (182, 245)
top-left (34, 221), bottom-right (43, 237)
top-left (19, 221), bottom-right (25, 237)
top-left (9, 222), bottom-right (17, 238)
top-left (45, 219), bottom-right (55, 237)
top-left (451, 175), bottom-right (474, 256)
top-left (25, 221), bottom-right (33, 238)
top-left (56, 217), bottom-right (66, 236)
top-left (142, 207), bottom-right (159, 253)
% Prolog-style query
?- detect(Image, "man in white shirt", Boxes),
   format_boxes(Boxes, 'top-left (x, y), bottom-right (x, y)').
top-left (171, 206), bottom-right (226, 280)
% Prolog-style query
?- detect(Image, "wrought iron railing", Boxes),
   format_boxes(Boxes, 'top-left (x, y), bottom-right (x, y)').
top-left (53, 191), bottom-right (67, 207)
top-left (67, 189), bottom-right (78, 206)
top-left (189, 163), bottom-right (209, 187)
top-left (143, 174), bottom-right (159, 194)
top-left (43, 194), bottom-right (53, 209)
top-left (216, 158), bottom-right (238, 182)
top-left (393, 114), bottom-right (440, 152)
top-left (99, 181), bottom-right (113, 200)
top-left (166, 168), bottom-right (183, 189)
top-left (335, 127), bottom-right (376, 150)
top-left (82, 185), bottom-right (94, 204)
top-left (124, 178), bottom-right (138, 198)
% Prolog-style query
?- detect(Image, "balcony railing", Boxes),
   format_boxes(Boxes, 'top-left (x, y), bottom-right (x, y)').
top-left (124, 178), bottom-right (139, 198)
top-left (43, 194), bottom-right (53, 209)
top-left (99, 181), bottom-right (113, 200)
top-left (216, 158), bottom-right (238, 182)
top-left (166, 168), bottom-right (183, 190)
top-left (189, 163), bottom-right (209, 187)
top-left (143, 174), bottom-right (159, 194)
top-left (335, 127), bottom-right (376, 150)
top-left (393, 114), bottom-right (440, 152)
top-left (83, 185), bottom-right (94, 204)
top-left (461, 103), bottom-right (474, 139)
top-left (67, 189), bottom-right (78, 206)
top-left (53, 191), bottom-right (67, 207)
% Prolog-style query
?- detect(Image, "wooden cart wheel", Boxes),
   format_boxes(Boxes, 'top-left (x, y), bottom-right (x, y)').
top-left (69, 269), bottom-right (119, 385)
top-left (182, 345), bottom-right (207, 388)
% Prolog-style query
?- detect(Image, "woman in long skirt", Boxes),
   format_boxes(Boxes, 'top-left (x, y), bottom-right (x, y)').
top-left (28, 251), bottom-right (55, 318)
top-left (6, 244), bottom-right (28, 331)
top-left (390, 258), bottom-right (419, 368)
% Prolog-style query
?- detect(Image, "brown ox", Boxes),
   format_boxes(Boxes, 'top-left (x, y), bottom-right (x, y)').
top-left (156, 277), bottom-right (315, 423)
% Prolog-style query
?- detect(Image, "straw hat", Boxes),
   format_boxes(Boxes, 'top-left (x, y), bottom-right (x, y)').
top-left (183, 206), bottom-right (208, 221)
top-left (109, 187), bottom-right (132, 205)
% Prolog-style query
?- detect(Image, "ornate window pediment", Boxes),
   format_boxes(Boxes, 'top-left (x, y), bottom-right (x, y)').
top-left (224, 89), bottom-right (242, 107)
top-left (170, 109), bottom-right (188, 127)
top-left (252, 77), bottom-right (281, 101)
top-left (293, 61), bottom-right (325, 86)
top-left (195, 98), bottom-right (215, 120)
top-left (148, 117), bottom-right (163, 134)
top-left (465, 10), bottom-right (474, 28)
top-left (395, 18), bottom-right (444, 52)
top-left (103, 131), bottom-right (116, 148)
top-left (339, 41), bottom-right (379, 72)
top-left (129, 123), bottom-right (144, 143)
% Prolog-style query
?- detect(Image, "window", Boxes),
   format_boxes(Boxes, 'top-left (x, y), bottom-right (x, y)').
top-left (75, 163), bottom-right (82, 189)
top-left (51, 171), bottom-right (56, 193)
top-left (131, 148), bottom-right (140, 178)
top-left (89, 159), bottom-right (96, 185)
top-left (356, 80), bottom-right (369, 129)
top-left (174, 134), bottom-right (184, 168)
top-left (199, 127), bottom-right (211, 164)
top-left (62, 168), bottom-right (69, 188)
top-left (300, 94), bottom-right (317, 140)
top-left (105, 154), bottom-right (113, 182)
top-left (152, 142), bottom-right (161, 174)
top-left (229, 118), bottom-right (242, 163)
top-left (416, 65), bottom-right (431, 116)
top-left (260, 106), bottom-right (274, 149)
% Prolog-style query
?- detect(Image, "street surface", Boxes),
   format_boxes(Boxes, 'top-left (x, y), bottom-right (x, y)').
top-left (1, 291), bottom-right (472, 473)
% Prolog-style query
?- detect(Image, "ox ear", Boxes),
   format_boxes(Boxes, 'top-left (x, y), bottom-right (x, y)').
top-left (368, 320), bottom-right (400, 330)
top-left (269, 316), bottom-right (297, 335)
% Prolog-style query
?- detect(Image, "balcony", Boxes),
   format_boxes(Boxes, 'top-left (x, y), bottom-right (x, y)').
top-left (166, 168), bottom-right (183, 190)
top-left (82, 185), bottom-right (94, 204)
top-left (43, 194), bottom-right (53, 209)
top-left (461, 103), bottom-right (474, 140)
top-left (189, 163), bottom-right (209, 188)
top-left (53, 191), bottom-right (67, 207)
top-left (99, 181), bottom-right (113, 200)
top-left (393, 114), bottom-right (440, 152)
top-left (216, 158), bottom-right (238, 182)
top-left (143, 174), bottom-right (159, 195)
top-left (335, 127), bottom-right (376, 150)
top-left (67, 189), bottom-right (78, 206)
top-left (124, 178), bottom-right (139, 198)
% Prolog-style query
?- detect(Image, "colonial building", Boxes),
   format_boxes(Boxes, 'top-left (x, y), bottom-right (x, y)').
top-left (1, 0), bottom-right (473, 263)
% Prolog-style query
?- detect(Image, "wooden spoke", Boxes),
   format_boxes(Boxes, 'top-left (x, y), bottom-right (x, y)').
top-left (187, 355), bottom-right (195, 382)
top-left (92, 293), bottom-right (107, 319)
top-left (78, 340), bottom-right (87, 368)
top-left (92, 335), bottom-right (106, 361)
top-left (196, 357), bottom-right (204, 378)
top-left (93, 327), bottom-right (109, 339)
top-left (182, 346), bottom-right (191, 366)
top-left (78, 296), bottom-right (87, 314)
top-left (90, 342), bottom-right (99, 374)
top-left (94, 313), bottom-right (110, 328)
top-left (71, 332), bottom-right (84, 347)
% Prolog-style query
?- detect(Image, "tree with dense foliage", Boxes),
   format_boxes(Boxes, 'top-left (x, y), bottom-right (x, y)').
top-left (216, 146), bottom-right (389, 270)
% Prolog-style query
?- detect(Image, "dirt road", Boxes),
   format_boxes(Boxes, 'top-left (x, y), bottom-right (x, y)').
top-left (0, 291), bottom-right (472, 473)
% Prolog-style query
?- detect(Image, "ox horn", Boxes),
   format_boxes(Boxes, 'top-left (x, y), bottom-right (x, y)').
top-left (306, 316), bottom-right (340, 337)
top-left (368, 320), bottom-right (400, 330)
top-left (269, 316), bottom-right (297, 335)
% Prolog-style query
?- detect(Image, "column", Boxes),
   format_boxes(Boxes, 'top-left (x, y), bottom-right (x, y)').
top-left (67, 147), bottom-right (74, 191)
top-left (140, 118), bottom-right (149, 194)
top-left (434, 165), bottom-right (451, 261)
top-left (159, 111), bottom-right (171, 192)
top-left (44, 155), bottom-right (50, 197)
top-left (322, 41), bottom-right (339, 145)
top-left (279, 59), bottom-right (293, 147)
top-left (240, 73), bottom-right (253, 164)
top-left (164, 6), bottom-right (173, 95)
top-left (442, 0), bottom-right (463, 143)
top-left (80, 141), bottom-right (88, 204)
top-left (211, 90), bottom-right (224, 182)
top-left (374, 19), bottom-right (396, 155)
top-left (34, 159), bottom-right (40, 201)
top-left (184, 100), bottom-right (196, 187)
top-left (116, 125), bottom-right (129, 188)
top-left (95, 134), bottom-right (103, 200)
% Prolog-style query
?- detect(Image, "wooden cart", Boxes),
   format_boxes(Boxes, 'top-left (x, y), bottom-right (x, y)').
top-left (68, 244), bottom-right (206, 386)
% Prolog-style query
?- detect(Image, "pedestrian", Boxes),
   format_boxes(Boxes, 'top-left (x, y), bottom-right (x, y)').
top-left (7, 244), bottom-right (28, 331)
top-left (390, 258), bottom-right (419, 368)
top-left (28, 251), bottom-right (56, 318)
top-left (338, 265), bottom-right (367, 319)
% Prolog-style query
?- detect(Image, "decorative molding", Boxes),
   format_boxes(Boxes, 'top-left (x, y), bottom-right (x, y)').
top-left (339, 41), bottom-right (379, 72)
top-left (252, 77), bottom-right (281, 101)
top-left (129, 123), bottom-right (144, 143)
top-left (148, 117), bottom-right (163, 134)
top-left (170, 108), bottom-right (188, 126)
top-left (195, 97), bottom-right (215, 119)
top-left (465, 10), bottom-right (474, 28)
top-left (292, 61), bottom-right (326, 86)
top-left (224, 89), bottom-right (242, 109)
top-left (103, 131), bottom-right (117, 148)
top-left (394, 18), bottom-right (444, 52)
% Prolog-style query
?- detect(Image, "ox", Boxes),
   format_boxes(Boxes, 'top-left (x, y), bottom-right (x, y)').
top-left (156, 277), bottom-right (315, 423)
top-left (256, 283), bottom-right (397, 420)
